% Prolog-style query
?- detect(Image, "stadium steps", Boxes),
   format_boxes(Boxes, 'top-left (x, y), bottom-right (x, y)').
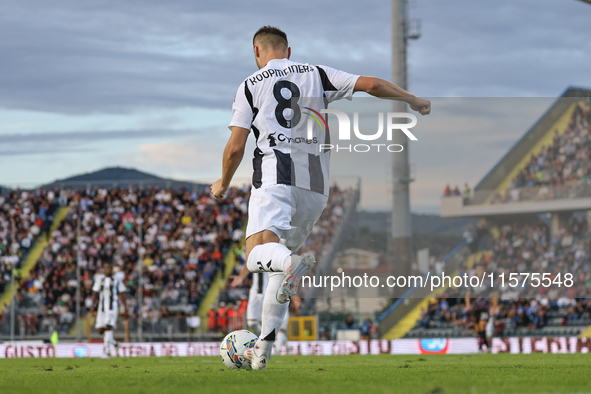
top-left (380, 293), bottom-right (443, 339)
top-left (579, 325), bottom-right (591, 338)
top-left (0, 206), bottom-right (69, 314)
top-left (69, 314), bottom-right (95, 337)
top-left (377, 241), bottom-right (471, 339)
top-left (196, 237), bottom-right (245, 331)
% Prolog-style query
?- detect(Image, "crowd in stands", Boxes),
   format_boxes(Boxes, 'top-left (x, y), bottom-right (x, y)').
top-left (1, 185), bottom-right (248, 336)
top-left (443, 183), bottom-right (472, 204)
top-left (206, 299), bottom-right (248, 334)
top-left (490, 103), bottom-right (591, 204)
top-left (419, 102), bottom-right (591, 342)
top-left (415, 212), bottom-right (591, 339)
top-left (441, 102), bottom-right (591, 206)
top-left (1, 183), bottom-right (355, 338)
top-left (0, 189), bottom-right (60, 298)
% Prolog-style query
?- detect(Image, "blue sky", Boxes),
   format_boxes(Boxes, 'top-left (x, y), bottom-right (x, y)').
top-left (1, 0), bottom-right (591, 212)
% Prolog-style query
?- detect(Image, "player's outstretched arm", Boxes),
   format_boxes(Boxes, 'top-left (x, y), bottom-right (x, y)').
top-left (211, 126), bottom-right (250, 200)
top-left (354, 76), bottom-right (431, 115)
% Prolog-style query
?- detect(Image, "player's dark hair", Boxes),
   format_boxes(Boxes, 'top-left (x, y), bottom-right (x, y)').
top-left (253, 26), bottom-right (288, 49)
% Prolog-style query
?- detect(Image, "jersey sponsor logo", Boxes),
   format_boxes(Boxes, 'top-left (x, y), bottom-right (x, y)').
top-left (267, 133), bottom-right (277, 147)
top-left (277, 133), bottom-right (318, 144)
top-left (418, 338), bottom-right (449, 354)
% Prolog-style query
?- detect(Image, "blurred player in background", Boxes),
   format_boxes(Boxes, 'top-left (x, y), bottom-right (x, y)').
top-left (211, 25), bottom-right (430, 369)
top-left (247, 271), bottom-right (267, 335)
top-left (92, 262), bottom-right (127, 358)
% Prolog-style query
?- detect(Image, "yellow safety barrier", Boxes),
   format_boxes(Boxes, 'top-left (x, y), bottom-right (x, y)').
top-left (287, 316), bottom-right (317, 341)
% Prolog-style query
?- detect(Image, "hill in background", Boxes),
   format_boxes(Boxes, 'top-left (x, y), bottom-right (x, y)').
top-left (39, 167), bottom-right (208, 191)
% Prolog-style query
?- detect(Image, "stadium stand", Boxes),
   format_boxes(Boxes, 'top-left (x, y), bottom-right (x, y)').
top-left (490, 100), bottom-right (591, 204)
top-left (377, 91), bottom-right (591, 342)
top-left (0, 182), bottom-right (356, 339)
top-left (0, 189), bottom-right (64, 308)
top-left (390, 91), bottom-right (591, 343)
top-left (404, 214), bottom-right (591, 339)
top-left (1, 185), bottom-right (248, 338)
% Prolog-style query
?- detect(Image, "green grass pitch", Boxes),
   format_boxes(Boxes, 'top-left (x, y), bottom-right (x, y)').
top-left (1, 354), bottom-right (590, 394)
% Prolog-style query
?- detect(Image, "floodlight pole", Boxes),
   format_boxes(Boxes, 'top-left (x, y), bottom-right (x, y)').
top-left (391, 0), bottom-right (420, 278)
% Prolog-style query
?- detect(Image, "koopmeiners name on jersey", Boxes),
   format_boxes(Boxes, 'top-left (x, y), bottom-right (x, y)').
top-left (249, 65), bottom-right (315, 86)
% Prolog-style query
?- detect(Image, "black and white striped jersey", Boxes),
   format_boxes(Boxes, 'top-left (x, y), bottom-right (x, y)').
top-left (92, 274), bottom-right (126, 313)
top-left (229, 58), bottom-right (360, 196)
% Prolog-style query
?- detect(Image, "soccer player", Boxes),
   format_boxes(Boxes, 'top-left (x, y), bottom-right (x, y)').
top-left (92, 262), bottom-right (127, 358)
top-left (211, 26), bottom-right (430, 369)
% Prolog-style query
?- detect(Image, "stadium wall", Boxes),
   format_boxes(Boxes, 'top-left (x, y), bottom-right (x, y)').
top-left (2, 337), bottom-right (590, 358)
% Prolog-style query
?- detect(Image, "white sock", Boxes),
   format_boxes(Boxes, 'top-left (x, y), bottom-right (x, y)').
top-left (255, 272), bottom-right (289, 357)
top-left (103, 331), bottom-right (110, 353)
top-left (247, 243), bottom-right (292, 273)
top-left (105, 330), bottom-right (116, 346)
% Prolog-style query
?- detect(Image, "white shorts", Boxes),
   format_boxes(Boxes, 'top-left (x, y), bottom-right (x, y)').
top-left (96, 310), bottom-right (118, 329)
top-left (246, 185), bottom-right (328, 251)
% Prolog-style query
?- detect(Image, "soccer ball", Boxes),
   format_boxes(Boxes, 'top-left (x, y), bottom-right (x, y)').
top-left (220, 330), bottom-right (258, 369)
